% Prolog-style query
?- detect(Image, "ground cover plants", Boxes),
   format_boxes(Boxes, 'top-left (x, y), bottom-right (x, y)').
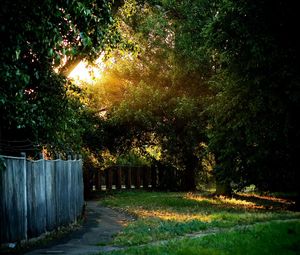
top-left (99, 191), bottom-right (300, 254)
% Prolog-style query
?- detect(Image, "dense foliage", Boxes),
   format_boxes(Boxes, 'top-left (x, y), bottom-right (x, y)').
top-left (82, 0), bottom-right (299, 198)
top-left (1, 0), bottom-right (299, 201)
top-left (0, 0), bottom-right (118, 155)
top-left (83, 1), bottom-right (212, 190)
top-left (205, 0), bottom-right (300, 194)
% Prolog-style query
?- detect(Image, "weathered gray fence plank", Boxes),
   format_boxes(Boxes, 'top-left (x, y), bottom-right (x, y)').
top-left (45, 160), bottom-right (56, 231)
top-left (0, 155), bottom-right (84, 244)
top-left (0, 157), bottom-right (26, 242)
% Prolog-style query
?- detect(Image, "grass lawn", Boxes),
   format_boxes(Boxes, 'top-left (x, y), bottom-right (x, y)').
top-left (106, 220), bottom-right (300, 255)
top-left (99, 191), bottom-right (300, 254)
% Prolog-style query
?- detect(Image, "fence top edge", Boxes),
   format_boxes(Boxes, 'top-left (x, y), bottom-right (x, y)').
top-left (28, 159), bottom-right (83, 163)
top-left (0, 154), bottom-right (82, 163)
top-left (0, 154), bottom-right (25, 160)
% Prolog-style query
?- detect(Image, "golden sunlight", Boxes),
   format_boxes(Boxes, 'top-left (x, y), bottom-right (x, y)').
top-left (131, 208), bottom-right (212, 222)
top-left (69, 58), bottom-right (104, 84)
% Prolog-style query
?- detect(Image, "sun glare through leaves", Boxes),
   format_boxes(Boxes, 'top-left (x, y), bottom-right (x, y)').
top-left (68, 57), bottom-right (104, 84)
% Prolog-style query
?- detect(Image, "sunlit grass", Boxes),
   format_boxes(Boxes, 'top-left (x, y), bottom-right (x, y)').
top-left (129, 208), bottom-right (212, 221)
top-left (185, 193), bottom-right (265, 210)
top-left (100, 191), bottom-right (300, 246)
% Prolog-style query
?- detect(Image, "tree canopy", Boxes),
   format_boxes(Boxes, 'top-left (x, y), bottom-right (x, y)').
top-left (82, 1), bottom-right (212, 190)
top-left (1, 0), bottom-right (299, 204)
top-left (0, 0), bottom-right (119, 155)
top-left (205, 0), bottom-right (300, 194)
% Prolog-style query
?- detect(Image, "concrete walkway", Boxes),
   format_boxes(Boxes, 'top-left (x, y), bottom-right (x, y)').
top-left (25, 201), bottom-right (132, 255)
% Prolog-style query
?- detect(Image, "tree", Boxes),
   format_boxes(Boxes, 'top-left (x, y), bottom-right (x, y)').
top-left (0, 0), bottom-right (120, 155)
top-left (129, 0), bottom-right (300, 199)
top-left (84, 0), bottom-right (212, 190)
top-left (205, 0), bottom-right (300, 198)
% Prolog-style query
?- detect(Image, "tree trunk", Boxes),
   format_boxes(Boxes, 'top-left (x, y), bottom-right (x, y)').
top-left (215, 179), bottom-right (232, 196)
top-left (295, 172), bottom-right (300, 211)
top-left (182, 169), bottom-right (196, 191)
top-left (295, 193), bottom-right (300, 211)
top-left (182, 154), bottom-right (198, 191)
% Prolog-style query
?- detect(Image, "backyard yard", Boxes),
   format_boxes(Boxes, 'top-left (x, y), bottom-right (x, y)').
top-left (98, 191), bottom-right (300, 255)
top-left (1, 1), bottom-right (299, 254)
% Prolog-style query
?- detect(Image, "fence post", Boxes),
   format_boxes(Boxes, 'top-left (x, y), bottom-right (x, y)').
top-left (116, 166), bottom-right (122, 190)
top-left (142, 166), bottom-right (150, 189)
top-left (42, 152), bottom-right (49, 232)
top-left (151, 165), bottom-right (157, 189)
top-left (125, 167), bottom-right (132, 189)
top-left (78, 155), bottom-right (84, 212)
top-left (67, 155), bottom-right (72, 223)
top-left (135, 167), bottom-right (141, 189)
top-left (20, 152), bottom-right (28, 241)
top-left (105, 167), bottom-right (112, 191)
top-left (94, 170), bottom-right (100, 191)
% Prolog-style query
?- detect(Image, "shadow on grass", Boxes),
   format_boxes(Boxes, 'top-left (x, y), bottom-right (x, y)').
top-left (232, 193), bottom-right (295, 211)
top-left (101, 190), bottom-right (297, 214)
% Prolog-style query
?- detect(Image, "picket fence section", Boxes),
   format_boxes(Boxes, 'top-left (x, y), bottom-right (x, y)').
top-left (0, 155), bottom-right (84, 244)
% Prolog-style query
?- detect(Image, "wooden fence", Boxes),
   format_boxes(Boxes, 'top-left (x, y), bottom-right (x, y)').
top-left (91, 165), bottom-right (154, 191)
top-left (0, 154), bottom-right (84, 244)
top-left (85, 164), bottom-right (179, 194)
